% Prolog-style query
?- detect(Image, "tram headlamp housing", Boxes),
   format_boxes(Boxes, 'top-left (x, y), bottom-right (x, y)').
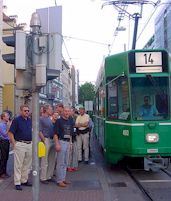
top-left (146, 133), bottom-right (159, 143)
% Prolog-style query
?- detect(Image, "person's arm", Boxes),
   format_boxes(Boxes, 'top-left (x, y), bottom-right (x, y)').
top-left (54, 134), bottom-right (61, 152)
top-left (39, 131), bottom-right (45, 143)
top-left (39, 118), bottom-right (45, 142)
top-left (53, 119), bottom-right (61, 152)
top-left (152, 105), bottom-right (158, 115)
top-left (8, 118), bottom-right (17, 149)
top-left (0, 124), bottom-right (8, 138)
top-left (139, 106), bottom-right (144, 117)
top-left (8, 131), bottom-right (16, 148)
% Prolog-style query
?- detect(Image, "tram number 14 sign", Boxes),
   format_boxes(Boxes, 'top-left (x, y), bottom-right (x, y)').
top-left (135, 52), bottom-right (162, 73)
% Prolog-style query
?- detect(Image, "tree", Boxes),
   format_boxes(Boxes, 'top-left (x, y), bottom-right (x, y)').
top-left (79, 82), bottom-right (95, 105)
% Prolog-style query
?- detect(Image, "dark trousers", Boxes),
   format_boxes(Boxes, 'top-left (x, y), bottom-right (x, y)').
top-left (0, 138), bottom-right (10, 176)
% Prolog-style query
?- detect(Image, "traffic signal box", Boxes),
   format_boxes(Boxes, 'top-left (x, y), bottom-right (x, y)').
top-left (2, 30), bottom-right (26, 69)
top-left (2, 35), bottom-right (15, 64)
top-left (2, 30), bottom-right (61, 90)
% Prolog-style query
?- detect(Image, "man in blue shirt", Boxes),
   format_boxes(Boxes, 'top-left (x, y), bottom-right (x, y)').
top-left (8, 105), bottom-right (32, 191)
top-left (54, 106), bottom-right (74, 187)
top-left (39, 104), bottom-right (55, 184)
top-left (0, 112), bottom-right (10, 179)
top-left (139, 96), bottom-right (158, 120)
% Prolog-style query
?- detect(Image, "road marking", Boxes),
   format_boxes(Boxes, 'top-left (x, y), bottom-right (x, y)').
top-left (140, 180), bottom-right (171, 183)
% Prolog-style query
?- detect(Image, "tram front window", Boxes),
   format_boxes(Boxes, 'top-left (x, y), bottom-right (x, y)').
top-left (131, 76), bottom-right (169, 120)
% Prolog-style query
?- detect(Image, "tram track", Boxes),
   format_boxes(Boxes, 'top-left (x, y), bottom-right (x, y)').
top-left (161, 168), bottom-right (171, 178)
top-left (125, 167), bottom-right (171, 201)
top-left (125, 167), bottom-right (154, 201)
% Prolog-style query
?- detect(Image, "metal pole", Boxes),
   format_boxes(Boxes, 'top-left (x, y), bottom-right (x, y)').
top-left (132, 13), bottom-right (140, 50)
top-left (30, 12), bottom-right (42, 201)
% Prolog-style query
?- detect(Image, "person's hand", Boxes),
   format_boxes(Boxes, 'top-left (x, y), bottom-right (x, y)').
top-left (55, 142), bottom-right (61, 152)
top-left (12, 141), bottom-right (16, 149)
top-left (41, 136), bottom-right (45, 143)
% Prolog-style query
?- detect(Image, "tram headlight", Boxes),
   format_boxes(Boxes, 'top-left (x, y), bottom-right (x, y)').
top-left (146, 133), bottom-right (159, 143)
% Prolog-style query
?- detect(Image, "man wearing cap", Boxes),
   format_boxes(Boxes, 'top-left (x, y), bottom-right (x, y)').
top-left (75, 106), bottom-right (90, 164)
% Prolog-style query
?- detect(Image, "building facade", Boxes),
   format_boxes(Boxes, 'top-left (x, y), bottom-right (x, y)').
top-left (1, 5), bottom-right (76, 113)
top-left (154, 4), bottom-right (171, 52)
top-left (1, 13), bottom-right (16, 115)
top-left (71, 65), bottom-right (79, 107)
top-left (0, 1), bottom-right (3, 114)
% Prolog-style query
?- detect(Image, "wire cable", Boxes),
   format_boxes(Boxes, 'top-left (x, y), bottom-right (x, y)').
top-left (62, 37), bottom-right (73, 66)
top-left (136, 2), bottom-right (159, 42)
top-left (63, 35), bottom-right (109, 46)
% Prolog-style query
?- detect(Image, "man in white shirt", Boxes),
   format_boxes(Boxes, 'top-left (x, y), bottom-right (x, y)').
top-left (75, 106), bottom-right (90, 164)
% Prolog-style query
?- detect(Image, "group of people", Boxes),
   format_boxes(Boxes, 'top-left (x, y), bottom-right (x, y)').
top-left (0, 103), bottom-right (92, 190)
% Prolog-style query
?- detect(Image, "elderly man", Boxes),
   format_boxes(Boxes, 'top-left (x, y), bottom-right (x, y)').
top-left (39, 104), bottom-right (55, 184)
top-left (8, 105), bottom-right (32, 191)
top-left (54, 106), bottom-right (74, 187)
top-left (75, 106), bottom-right (90, 164)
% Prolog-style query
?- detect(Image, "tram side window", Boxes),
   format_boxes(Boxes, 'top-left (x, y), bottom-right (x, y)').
top-left (118, 77), bottom-right (130, 120)
top-left (99, 87), bottom-right (105, 116)
top-left (95, 95), bottom-right (98, 115)
top-left (107, 80), bottom-right (118, 119)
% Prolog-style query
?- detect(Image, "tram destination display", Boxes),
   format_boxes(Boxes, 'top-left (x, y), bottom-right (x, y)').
top-left (135, 52), bottom-right (162, 73)
top-left (128, 50), bottom-right (168, 73)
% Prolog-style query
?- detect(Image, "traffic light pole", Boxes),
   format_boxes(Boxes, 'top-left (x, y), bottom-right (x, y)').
top-left (30, 13), bottom-right (42, 201)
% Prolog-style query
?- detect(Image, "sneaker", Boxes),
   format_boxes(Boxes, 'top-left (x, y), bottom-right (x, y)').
top-left (72, 168), bottom-right (79, 171)
top-left (47, 178), bottom-right (56, 182)
top-left (84, 161), bottom-right (89, 164)
top-left (57, 182), bottom-right (67, 187)
top-left (78, 160), bottom-right (82, 163)
top-left (15, 185), bottom-right (22, 191)
top-left (40, 180), bottom-right (49, 184)
top-left (67, 168), bottom-right (74, 172)
top-left (63, 180), bottom-right (71, 184)
top-left (21, 181), bottom-right (32, 186)
top-left (0, 173), bottom-right (10, 179)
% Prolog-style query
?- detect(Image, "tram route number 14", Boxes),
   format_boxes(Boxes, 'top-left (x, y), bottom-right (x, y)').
top-left (144, 53), bottom-right (154, 65)
top-left (135, 52), bottom-right (162, 67)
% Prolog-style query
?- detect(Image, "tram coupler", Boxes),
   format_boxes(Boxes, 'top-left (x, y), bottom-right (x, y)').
top-left (144, 157), bottom-right (165, 172)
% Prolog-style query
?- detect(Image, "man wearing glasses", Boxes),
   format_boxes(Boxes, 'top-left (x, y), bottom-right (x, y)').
top-left (8, 105), bottom-right (32, 190)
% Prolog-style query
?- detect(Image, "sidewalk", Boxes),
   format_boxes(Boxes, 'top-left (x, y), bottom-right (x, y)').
top-left (0, 159), bottom-right (105, 201)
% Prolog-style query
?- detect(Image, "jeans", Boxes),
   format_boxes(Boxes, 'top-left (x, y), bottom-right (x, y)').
top-left (56, 140), bottom-right (70, 183)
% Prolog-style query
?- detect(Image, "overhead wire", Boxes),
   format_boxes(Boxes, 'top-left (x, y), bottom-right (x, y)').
top-left (104, 0), bottom-right (162, 52)
top-left (63, 35), bottom-right (109, 46)
top-left (62, 37), bottom-right (73, 66)
top-left (136, 1), bottom-right (160, 42)
top-left (136, 1), bottom-right (171, 43)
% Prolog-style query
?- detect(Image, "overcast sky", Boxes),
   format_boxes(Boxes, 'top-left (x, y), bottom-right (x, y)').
top-left (3, 0), bottom-right (167, 83)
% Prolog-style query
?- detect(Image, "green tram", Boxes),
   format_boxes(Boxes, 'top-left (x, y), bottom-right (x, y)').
top-left (94, 49), bottom-right (171, 170)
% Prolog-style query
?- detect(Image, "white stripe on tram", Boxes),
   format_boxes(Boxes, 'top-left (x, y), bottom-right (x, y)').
top-left (159, 122), bottom-right (171, 125)
top-left (105, 121), bottom-right (144, 126)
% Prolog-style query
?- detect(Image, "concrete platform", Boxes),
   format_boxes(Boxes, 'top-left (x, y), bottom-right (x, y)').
top-left (0, 161), bottom-right (107, 201)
